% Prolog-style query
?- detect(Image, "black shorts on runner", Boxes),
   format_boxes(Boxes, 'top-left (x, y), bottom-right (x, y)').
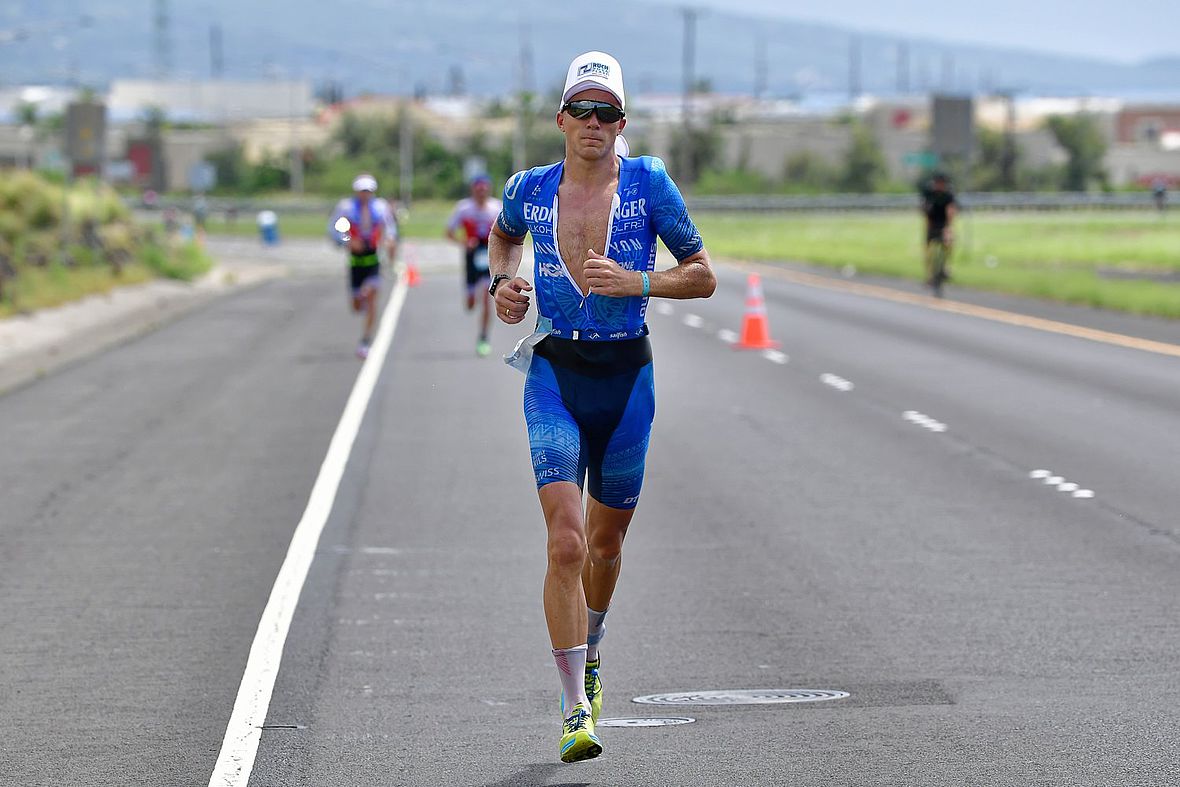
top-left (350, 262), bottom-right (381, 296)
top-left (465, 243), bottom-right (491, 288)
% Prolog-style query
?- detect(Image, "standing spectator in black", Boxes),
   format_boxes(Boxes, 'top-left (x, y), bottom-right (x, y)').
top-left (920, 172), bottom-right (957, 295)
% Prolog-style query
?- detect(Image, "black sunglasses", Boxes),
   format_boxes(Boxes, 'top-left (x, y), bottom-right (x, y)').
top-left (563, 100), bottom-right (625, 124)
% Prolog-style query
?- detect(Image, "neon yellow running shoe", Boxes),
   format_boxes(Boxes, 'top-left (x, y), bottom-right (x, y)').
top-left (585, 658), bottom-right (603, 723)
top-left (558, 703), bottom-right (602, 763)
top-left (476, 339), bottom-right (491, 357)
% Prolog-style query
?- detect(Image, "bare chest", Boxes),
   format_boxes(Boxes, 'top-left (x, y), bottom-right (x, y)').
top-left (557, 186), bottom-right (616, 293)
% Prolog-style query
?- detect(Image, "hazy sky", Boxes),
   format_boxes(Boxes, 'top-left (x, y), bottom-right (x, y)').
top-left (646, 0), bottom-right (1178, 63)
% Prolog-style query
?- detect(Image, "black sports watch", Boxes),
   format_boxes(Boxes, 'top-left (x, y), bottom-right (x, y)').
top-left (489, 273), bottom-right (511, 297)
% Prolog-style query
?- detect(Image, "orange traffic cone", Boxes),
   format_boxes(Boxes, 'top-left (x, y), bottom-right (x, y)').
top-left (405, 262), bottom-right (421, 287)
top-left (735, 272), bottom-right (780, 349)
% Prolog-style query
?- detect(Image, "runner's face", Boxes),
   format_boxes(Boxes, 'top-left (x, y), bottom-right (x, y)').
top-left (558, 88), bottom-right (626, 162)
top-left (472, 181), bottom-right (490, 200)
top-left (355, 190), bottom-right (374, 204)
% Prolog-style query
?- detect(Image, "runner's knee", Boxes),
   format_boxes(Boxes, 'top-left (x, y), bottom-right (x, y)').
top-left (547, 522), bottom-right (587, 571)
top-left (587, 525), bottom-right (626, 564)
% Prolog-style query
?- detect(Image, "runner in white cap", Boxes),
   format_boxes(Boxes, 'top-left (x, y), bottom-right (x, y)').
top-left (488, 50), bottom-right (715, 763)
top-left (328, 174), bottom-right (398, 358)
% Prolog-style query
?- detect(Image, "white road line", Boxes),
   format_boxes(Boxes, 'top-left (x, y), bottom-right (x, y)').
top-left (208, 276), bottom-right (409, 787)
top-left (902, 410), bottom-right (947, 432)
top-left (683, 313), bottom-right (704, 329)
top-left (820, 373), bottom-right (854, 392)
top-left (717, 329), bottom-right (738, 344)
top-left (762, 349), bottom-right (789, 364)
top-left (1026, 469), bottom-right (1095, 500)
top-left (654, 302), bottom-right (674, 316)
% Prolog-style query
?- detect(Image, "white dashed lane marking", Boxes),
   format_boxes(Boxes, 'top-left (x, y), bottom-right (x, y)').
top-left (654, 302), bottom-right (674, 316)
top-left (1030, 469), bottom-right (1094, 499)
top-left (762, 350), bottom-right (789, 365)
top-left (820, 373), bottom-right (854, 392)
top-left (683, 313), bottom-right (705, 329)
top-left (902, 410), bottom-right (947, 432)
top-left (718, 329), bottom-right (738, 344)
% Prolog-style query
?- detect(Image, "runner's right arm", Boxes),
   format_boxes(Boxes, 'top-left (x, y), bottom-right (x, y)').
top-left (445, 201), bottom-right (464, 245)
top-left (328, 199), bottom-right (350, 246)
top-left (490, 171), bottom-right (532, 323)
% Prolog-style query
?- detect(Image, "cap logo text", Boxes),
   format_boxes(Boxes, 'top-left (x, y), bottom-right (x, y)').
top-left (578, 62), bottom-right (610, 78)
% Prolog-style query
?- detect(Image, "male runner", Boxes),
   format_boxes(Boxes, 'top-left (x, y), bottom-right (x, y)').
top-left (446, 174), bottom-right (502, 356)
top-left (488, 51), bottom-right (715, 763)
top-left (329, 174), bottom-right (398, 358)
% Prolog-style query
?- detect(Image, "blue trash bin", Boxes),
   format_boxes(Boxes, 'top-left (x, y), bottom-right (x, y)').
top-left (257, 210), bottom-right (279, 246)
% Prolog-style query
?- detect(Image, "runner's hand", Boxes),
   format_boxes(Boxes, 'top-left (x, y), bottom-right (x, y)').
top-left (584, 249), bottom-right (640, 297)
top-left (496, 278), bottom-right (532, 324)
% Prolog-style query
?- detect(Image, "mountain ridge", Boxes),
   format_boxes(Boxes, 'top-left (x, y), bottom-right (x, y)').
top-left (2, 0), bottom-right (1178, 101)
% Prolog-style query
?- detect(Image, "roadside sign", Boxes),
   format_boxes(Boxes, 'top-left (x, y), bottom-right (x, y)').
top-left (65, 101), bottom-right (107, 170)
top-left (903, 151), bottom-right (939, 168)
top-left (931, 95), bottom-right (974, 159)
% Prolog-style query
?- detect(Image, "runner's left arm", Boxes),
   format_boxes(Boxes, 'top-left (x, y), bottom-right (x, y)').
top-left (379, 199), bottom-right (399, 261)
top-left (586, 157), bottom-right (715, 299)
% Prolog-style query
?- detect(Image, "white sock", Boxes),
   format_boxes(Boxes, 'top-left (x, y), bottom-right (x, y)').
top-left (553, 644), bottom-right (589, 714)
top-left (586, 607), bottom-right (609, 662)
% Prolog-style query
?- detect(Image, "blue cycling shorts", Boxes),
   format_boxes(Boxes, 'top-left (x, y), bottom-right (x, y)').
top-left (523, 354), bottom-right (656, 509)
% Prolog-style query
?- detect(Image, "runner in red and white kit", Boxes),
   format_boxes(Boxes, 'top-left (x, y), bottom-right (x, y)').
top-left (329, 174), bottom-right (398, 359)
top-left (446, 174), bottom-right (502, 357)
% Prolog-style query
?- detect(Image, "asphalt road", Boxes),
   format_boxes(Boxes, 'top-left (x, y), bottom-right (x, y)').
top-left (2, 239), bottom-right (1179, 786)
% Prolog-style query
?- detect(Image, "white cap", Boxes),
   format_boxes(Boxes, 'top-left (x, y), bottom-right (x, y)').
top-left (561, 51), bottom-right (625, 111)
top-left (614, 135), bottom-right (629, 157)
top-left (352, 174), bottom-right (378, 192)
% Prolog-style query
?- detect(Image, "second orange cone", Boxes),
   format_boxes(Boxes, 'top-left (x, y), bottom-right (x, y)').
top-left (735, 272), bottom-right (780, 350)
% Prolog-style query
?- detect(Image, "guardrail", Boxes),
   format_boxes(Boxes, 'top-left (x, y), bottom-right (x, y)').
top-left (133, 191), bottom-right (1167, 215)
top-left (686, 192), bottom-right (1167, 212)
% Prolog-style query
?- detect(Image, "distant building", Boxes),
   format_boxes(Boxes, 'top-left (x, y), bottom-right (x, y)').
top-left (107, 80), bottom-right (315, 123)
top-left (1116, 105), bottom-right (1180, 146)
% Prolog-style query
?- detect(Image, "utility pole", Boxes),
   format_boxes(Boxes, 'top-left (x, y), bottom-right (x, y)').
top-left (288, 79), bottom-right (303, 194)
top-left (210, 24), bottom-right (223, 79)
top-left (679, 6), bottom-right (699, 180)
top-left (754, 32), bottom-right (767, 101)
top-left (999, 89), bottom-right (1017, 189)
top-left (896, 42), bottom-right (910, 95)
top-left (400, 103), bottom-right (413, 207)
top-left (153, 0), bottom-right (170, 79)
top-left (513, 19), bottom-right (533, 172)
top-left (849, 35), bottom-right (861, 100)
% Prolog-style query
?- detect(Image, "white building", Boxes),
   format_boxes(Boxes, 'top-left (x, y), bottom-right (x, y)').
top-left (107, 80), bottom-right (315, 123)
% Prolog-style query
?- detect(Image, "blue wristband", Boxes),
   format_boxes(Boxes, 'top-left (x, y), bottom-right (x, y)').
top-left (640, 270), bottom-right (650, 297)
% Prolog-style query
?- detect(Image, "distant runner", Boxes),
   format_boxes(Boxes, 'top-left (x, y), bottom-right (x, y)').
top-left (329, 174), bottom-right (398, 359)
top-left (446, 174), bottom-right (502, 356)
top-left (488, 51), bottom-right (715, 763)
top-left (920, 171), bottom-right (956, 296)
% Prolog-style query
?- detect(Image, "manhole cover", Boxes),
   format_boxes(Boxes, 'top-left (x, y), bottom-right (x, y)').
top-left (598, 717), bottom-right (696, 728)
top-left (632, 689), bottom-right (849, 706)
